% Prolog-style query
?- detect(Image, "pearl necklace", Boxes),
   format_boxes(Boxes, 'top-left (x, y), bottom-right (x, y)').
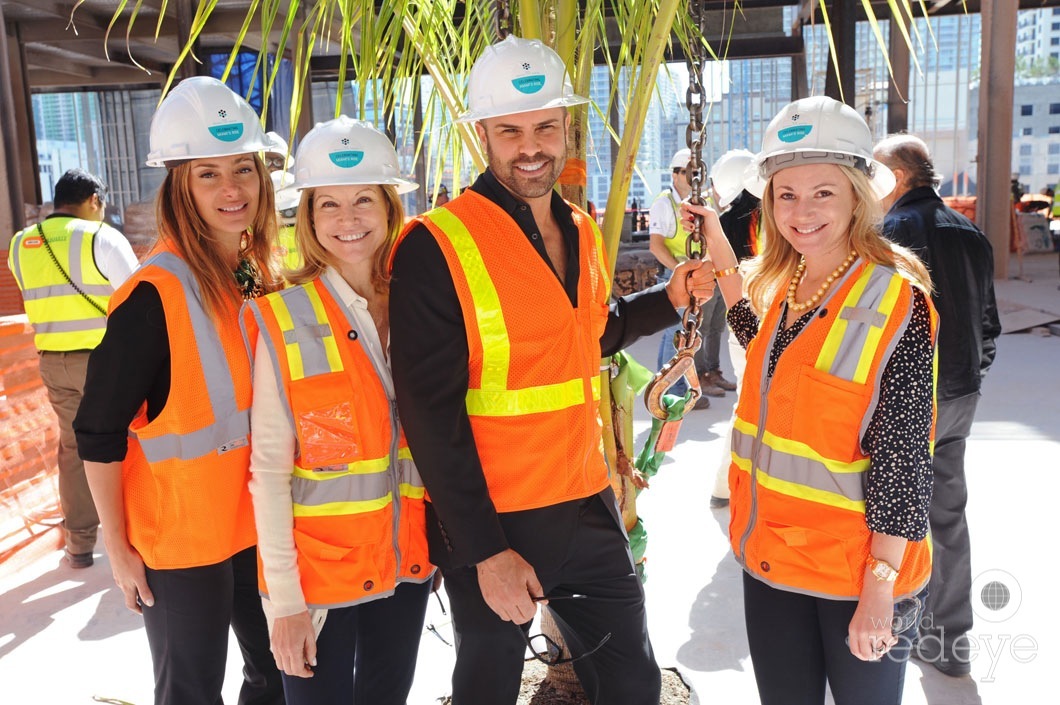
top-left (786, 250), bottom-right (858, 312)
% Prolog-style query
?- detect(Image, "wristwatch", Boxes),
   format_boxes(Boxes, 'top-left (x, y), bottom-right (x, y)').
top-left (867, 555), bottom-right (899, 582)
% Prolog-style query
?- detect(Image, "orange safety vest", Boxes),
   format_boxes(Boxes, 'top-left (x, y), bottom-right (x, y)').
top-left (393, 191), bottom-right (612, 512)
top-left (112, 243), bottom-right (256, 570)
top-left (729, 260), bottom-right (937, 599)
top-left (242, 276), bottom-right (432, 608)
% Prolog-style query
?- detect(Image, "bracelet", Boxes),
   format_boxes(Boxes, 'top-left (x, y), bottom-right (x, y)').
top-left (714, 265), bottom-right (739, 279)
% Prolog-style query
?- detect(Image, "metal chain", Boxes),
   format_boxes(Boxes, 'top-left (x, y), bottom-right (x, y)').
top-left (496, 0), bottom-right (512, 40)
top-left (679, 0), bottom-right (708, 345)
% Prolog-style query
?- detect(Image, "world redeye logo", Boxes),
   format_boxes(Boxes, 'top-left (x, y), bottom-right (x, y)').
top-left (512, 75), bottom-right (546, 94)
top-left (208, 123), bottom-right (245, 142)
top-left (777, 125), bottom-right (813, 143)
top-left (329, 150), bottom-right (365, 168)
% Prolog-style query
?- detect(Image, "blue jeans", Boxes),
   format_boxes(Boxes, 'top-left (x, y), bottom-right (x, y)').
top-left (655, 268), bottom-right (726, 395)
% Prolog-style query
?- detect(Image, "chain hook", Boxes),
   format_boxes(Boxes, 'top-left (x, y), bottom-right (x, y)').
top-left (643, 0), bottom-right (710, 421)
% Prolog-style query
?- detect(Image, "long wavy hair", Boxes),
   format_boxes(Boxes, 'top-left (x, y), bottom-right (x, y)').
top-left (155, 154), bottom-right (280, 321)
top-left (284, 184), bottom-right (405, 294)
top-left (742, 165), bottom-right (931, 316)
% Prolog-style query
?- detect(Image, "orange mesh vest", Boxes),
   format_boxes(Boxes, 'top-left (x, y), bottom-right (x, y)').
top-left (729, 260), bottom-right (937, 599)
top-left (242, 277), bottom-right (432, 608)
top-left (111, 244), bottom-right (256, 570)
top-left (393, 191), bottom-right (612, 512)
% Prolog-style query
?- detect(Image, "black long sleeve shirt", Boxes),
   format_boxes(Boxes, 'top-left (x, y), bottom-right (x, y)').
top-left (389, 170), bottom-right (679, 568)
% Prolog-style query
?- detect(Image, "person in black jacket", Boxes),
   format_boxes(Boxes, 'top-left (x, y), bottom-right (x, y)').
top-left (874, 134), bottom-right (1002, 678)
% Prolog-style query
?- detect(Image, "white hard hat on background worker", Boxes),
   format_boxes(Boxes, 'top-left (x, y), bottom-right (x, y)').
top-left (710, 149), bottom-right (755, 209)
top-left (670, 148), bottom-right (692, 171)
top-left (145, 76), bottom-right (272, 167)
top-left (292, 116), bottom-right (418, 193)
top-left (744, 95), bottom-right (895, 199)
top-left (457, 35), bottom-right (589, 122)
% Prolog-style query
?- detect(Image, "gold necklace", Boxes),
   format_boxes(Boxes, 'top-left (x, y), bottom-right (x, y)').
top-left (786, 250), bottom-right (858, 313)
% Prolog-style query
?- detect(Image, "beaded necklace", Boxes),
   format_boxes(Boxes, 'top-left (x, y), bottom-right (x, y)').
top-left (786, 249), bottom-right (858, 313)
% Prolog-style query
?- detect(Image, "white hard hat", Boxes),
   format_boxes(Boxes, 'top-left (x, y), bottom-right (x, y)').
top-left (270, 170), bottom-right (300, 211)
top-left (292, 116), bottom-right (418, 194)
top-left (710, 149), bottom-right (755, 208)
top-left (146, 76), bottom-right (272, 167)
top-left (670, 148), bottom-right (692, 170)
top-left (745, 96), bottom-right (895, 199)
top-left (265, 131), bottom-right (294, 169)
top-left (458, 36), bottom-right (589, 123)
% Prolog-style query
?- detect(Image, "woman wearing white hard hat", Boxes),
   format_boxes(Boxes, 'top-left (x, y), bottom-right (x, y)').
top-left (75, 75), bottom-right (284, 704)
top-left (241, 116), bottom-right (433, 704)
top-left (684, 95), bottom-right (936, 705)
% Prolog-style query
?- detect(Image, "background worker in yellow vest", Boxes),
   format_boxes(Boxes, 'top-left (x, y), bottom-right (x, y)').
top-left (7, 168), bottom-right (139, 569)
top-left (74, 76), bottom-right (284, 705)
top-left (703, 149), bottom-right (760, 509)
top-left (389, 36), bottom-right (716, 705)
top-left (649, 148), bottom-right (736, 407)
top-left (686, 96), bottom-right (936, 705)
top-left (271, 169), bottom-right (303, 273)
top-left (243, 117), bottom-right (434, 703)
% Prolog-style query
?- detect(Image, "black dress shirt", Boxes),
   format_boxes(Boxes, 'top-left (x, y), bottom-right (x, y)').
top-left (389, 169), bottom-right (679, 569)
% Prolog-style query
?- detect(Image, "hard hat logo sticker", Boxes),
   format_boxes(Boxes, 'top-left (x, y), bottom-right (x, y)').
top-left (209, 123), bottom-right (245, 142)
top-left (512, 75), bottom-right (546, 95)
top-left (777, 125), bottom-right (813, 143)
top-left (330, 150), bottom-right (365, 168)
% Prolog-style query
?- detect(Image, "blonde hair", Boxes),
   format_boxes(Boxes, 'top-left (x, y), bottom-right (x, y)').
top-left (742, 165), bottom-right (931, 316)
top-left (284, 184), bottom-right (405, 294)
top-left (155, 154), bottom-right (280, 321)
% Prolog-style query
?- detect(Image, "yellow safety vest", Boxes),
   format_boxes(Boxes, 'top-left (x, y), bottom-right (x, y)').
top-left (652, 190), bottom-right (691, 261)
top-left (8, 217), bottom-right (111, 351)
top-left (1052, 187), bottom-right (1060, 219)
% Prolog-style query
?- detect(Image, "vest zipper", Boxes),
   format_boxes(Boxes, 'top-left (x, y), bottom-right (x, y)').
top-left (388, 399), bottom-right (403, 583)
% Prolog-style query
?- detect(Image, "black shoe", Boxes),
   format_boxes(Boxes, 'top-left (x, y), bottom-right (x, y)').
top-left (709, 495), bottom-right (729, 509)
top-left (65, 550), bottom-right (94, 569)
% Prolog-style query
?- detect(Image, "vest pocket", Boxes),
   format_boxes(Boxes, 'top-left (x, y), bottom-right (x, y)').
top-left (791, 364), bottom-right (869, 462)
top-left (290, 372), bottom-right (364, 468)
top-left (759, 521), bottom-right (856, 590)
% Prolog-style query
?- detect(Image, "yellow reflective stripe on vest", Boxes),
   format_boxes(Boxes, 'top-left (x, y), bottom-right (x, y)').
top-left (731, 420), bottom-right (868, 512)
top-left (428, 208), bottom-right (510, 390)
top-left (428, 209), bottom-right (601, 417)
top-left (293, 495), bottom-right (393, 518)
top-left (293, 445), bottom-right (411, 479)
top-left (466, 375), bottom-right (600, 416)
top-left (815, 264), bottom-right (904, 384)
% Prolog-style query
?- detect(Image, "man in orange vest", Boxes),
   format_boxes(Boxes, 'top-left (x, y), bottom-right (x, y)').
top-left (389, 36), bottom-right (715, 705)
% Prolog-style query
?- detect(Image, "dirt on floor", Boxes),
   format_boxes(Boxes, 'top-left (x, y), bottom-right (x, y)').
top-left (438, 663), bottom-right (692, 704)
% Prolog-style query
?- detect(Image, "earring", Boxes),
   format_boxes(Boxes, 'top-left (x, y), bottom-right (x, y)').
top-left (239, 230), bottom-right (250, 253)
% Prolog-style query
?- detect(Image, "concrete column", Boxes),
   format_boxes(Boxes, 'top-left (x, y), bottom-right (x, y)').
top-left (823, 0), bottom-right (855, 106)
top-left (977, 0), bottom-right (1016, 278)
top-left (0, 4), bottom-right (31, 245)
top-left (886, 16), bottom-right (910, 134)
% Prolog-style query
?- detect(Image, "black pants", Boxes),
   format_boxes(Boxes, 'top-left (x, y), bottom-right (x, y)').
top-left (281, 579), bottom-right (432, 705)
top-left (917, 393), bottom-right (978, 664)
top-left (142, 546), bottom-right (284, 705)
top-left (443, 489), bottom-right (660, 705)
top-left (743, 571), bottom-right (916, 705)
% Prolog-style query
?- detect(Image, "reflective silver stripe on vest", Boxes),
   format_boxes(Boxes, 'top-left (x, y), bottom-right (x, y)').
top-left (67, 223), bottom-right (88, 288)
top-left (396, 456), bottom-right (424, 490)
top-left (282, 287), bottom-right (336, 379)
top-left (731, 426), bottom-right (866, 503)
top-left (823, 266), bottom-right (896, 382)
top-left (291, 467), bottom-right (393, 507)
top-left (34, 317), bottom-right (107, 333)
top-left (136, 253), bottom-right (249, 463)
top-left (18, 282), bottom-right (113, 300)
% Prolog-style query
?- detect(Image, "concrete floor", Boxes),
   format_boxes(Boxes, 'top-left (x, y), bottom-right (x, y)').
top-left (1, 253), bottom-right (1057, 704)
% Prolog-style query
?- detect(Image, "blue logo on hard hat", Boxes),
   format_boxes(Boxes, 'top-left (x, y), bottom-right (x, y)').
top-left (778, 125), bottom-right (813, 143)
top-left (329, 150), bottom-right (364, 168)
top-left (209, 123), bottom-right (245, 142)
top-left (512, 75), bottom-right (546, 94)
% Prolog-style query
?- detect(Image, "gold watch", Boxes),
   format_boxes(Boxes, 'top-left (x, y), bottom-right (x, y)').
top-left (867, 555), bottom-right (899, 582)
